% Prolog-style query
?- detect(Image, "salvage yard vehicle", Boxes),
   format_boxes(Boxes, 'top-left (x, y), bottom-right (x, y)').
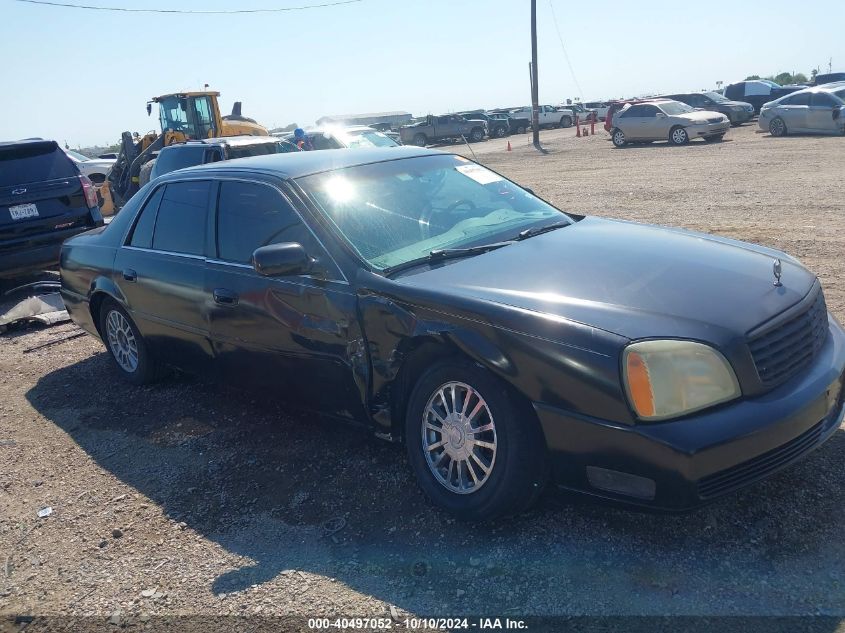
top-left (150, 136), bottom-right (295, 181)
top-left (64, 149), bottom-right (115, 185)
top-left (610, 100), bottom-right (730, 147)
top-left (2, 139), bottom-right (103, 278)
top-left (60, 147), bottom-right (845, 521)
top-left (108, 91), bottom-right (268, 209)
top-left (283, 125), bottom-right (400, 150)
top-left (584, 101), bottom-right (611, 121)
top-left (660, 92), bottom-right (754, 126)
top-left (509, 105), bottom-right (574, 128)
top-left (456, 112), bottom-right (510, 138)
top-left (758, 83), bottom-right (845, 137)
top-left (723, 80), bottom-right (804, 114)
top-left (399, 115), bottom-right (487, 146)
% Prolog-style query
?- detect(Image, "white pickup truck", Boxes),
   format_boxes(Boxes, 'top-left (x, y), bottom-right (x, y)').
top-left (508, 105), bottom-right (576, 128)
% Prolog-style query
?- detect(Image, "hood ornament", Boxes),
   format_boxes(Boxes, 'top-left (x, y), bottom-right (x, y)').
top-left (773, 258), bottom-right (783, 287)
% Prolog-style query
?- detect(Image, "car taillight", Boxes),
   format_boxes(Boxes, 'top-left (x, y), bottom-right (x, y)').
top-left (80, 175), bottom-right (99, 209)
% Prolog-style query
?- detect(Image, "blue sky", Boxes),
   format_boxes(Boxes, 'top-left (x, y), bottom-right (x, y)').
top-left (1, 0), bottom-right (841, 147)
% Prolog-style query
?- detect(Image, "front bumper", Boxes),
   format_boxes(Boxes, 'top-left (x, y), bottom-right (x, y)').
top-left (691, 121), bottom-right (731, 137)
top-left (535, 315), bottom-right (845, 511)
top-left (727, 109), bottom-right (753, 124)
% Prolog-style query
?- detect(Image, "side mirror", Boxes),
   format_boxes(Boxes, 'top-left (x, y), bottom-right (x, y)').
top-left (253, 242), bottom-right (313, 277)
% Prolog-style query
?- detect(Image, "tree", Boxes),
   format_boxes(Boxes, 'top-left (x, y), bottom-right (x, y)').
top-left (793, 72), bottom-right (808, 84)
top-left (773, 72), bottom-right (794, 85)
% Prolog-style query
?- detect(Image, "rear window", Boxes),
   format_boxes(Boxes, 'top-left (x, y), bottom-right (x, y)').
top-left (226, 141), bottom-right (286, 160)
top-left (154, 145), bottom-right (207, 177)
top-left (0, 141), bottom-right (78, 187)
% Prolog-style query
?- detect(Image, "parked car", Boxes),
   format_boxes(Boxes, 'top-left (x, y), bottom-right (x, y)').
top-left (610, 99), bottom-right (730, 147)
top-left (97, 152), bottom-right (119, 160)
top-left (399, 114), bottom-right (487, 146)
top-left (660, 92), bottom-right (754, 126)
top-left (1, 139), bottom-right (103, 278)
top-left (813, 72), bottom-right (845, 86)
top-left (64, 149), bottom-right (115, 185)
top-left (562, 103), bottom-right (598, 122)
top-left (148, 136), bottom-right (295, 182)
top-left (285, 125), bottom-right (401, 150)
top-left (488, 110), bottom-right (531, 134)
top-left (584, 101), bottom-right (611, 121)
top-left (508, 105), bottom-right (575, 128)
top-left (723, 80), bottom-right (805, 114)
top-left (60, 147), bottom-right (845, 520)
top-left (456, 112), bottom-right (510, 138)
top-left (758, 84), bottom-right (845, 137)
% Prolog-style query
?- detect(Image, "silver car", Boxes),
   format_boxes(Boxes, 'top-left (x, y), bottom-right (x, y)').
top-left (611, 100), bottom-right (730, 147)
top-left (758, 83), bottom-right (845, 137)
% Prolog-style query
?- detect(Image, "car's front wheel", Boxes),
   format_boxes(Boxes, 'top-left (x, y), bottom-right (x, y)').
top-left (769, 117), bottom-right (787, 137)
top-left (611, 128), bottom-right (627, 147)
top-left (669, 126), bottom-right (689, 145)
top-left (405, 360), bottom-right (548, 521)
top-left (469, 127), bottom-right (484, 142)
top-left (494, 125), bottom-right (508, 138)
top-left (99, 299), bottom-right (159, 385)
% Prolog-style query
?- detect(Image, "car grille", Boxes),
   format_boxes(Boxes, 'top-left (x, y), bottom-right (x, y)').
top-left (698, 421), bottom-right (825, 499)
top-left (707, 117), bottom-right (724, 124)
top-left (748, 289), bottom-right (828, 388)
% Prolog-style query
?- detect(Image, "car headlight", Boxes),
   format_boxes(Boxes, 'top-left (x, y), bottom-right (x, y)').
top-left (623, 340), bottom-right (740, 421)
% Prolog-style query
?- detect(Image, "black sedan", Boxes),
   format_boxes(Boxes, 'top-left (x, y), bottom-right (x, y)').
top-left (59, 147), bottom-right (845, 520)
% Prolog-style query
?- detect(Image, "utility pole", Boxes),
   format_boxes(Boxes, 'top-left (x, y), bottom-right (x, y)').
top-left (530, 0), bottom-right (541, 150)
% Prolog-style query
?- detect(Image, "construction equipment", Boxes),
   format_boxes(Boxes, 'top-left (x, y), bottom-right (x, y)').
top-left (107, 91), bottom-right (268, 209)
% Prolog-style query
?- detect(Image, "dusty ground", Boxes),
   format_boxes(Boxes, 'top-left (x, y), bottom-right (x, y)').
top-left (2, 124), bottom-right (845, 629)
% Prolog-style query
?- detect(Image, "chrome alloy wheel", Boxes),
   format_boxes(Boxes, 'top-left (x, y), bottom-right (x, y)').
top-left (422, 381), bottom-right (497, 494)
top-left (671, 127), bottom-right (688, 144)
top-left (106, 309), bottom-right (139, 373)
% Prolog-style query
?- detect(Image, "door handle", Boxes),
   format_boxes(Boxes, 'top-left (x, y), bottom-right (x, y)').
top-left (122, 269), bottom-right (137, 282)
top-left (213, 288), bottom-right (239, 306)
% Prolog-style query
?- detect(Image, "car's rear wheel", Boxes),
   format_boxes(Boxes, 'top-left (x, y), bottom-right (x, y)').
top-left (669, 126), bottom-right (689, 145)
top-left (769, 117), bottom-right (787, 137)
top-left (138, 159), bottom-right (156, 187)
top-left (560, 115), bottom-right (572, 128)
top-left (494, 125), bottom-right (508, 138)
top-left (413, 133), bottom-right (427, 147)
top-left (405, 360), bottom-right (548, 521)
top-left (99, 299), bottom-right (158, 385)
top-left (469, 127), bottom-right (484, 142)
top-left (611, 128), bottom-right (627, 147)
top-left (516, 124), bottom-right (527, 134)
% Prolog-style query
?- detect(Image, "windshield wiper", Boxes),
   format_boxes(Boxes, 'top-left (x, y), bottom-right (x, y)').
top-left (514, 220), bottom-right (570, 241)
top-left (383, 241), bottom-right (514, 276)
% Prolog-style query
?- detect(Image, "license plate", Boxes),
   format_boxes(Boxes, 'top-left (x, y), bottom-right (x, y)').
top-left (9, 203), bottom-right (39, 220)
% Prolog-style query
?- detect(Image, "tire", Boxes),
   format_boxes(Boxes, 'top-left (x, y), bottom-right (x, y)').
top-left (469, 127), bottom-right (484, 142)
top-left (769, 117), bottom-right (787, 137)
top-left (99, 299), bottom-right (159, 385)
top-left (494, 125), bottom-right (508, 138)
top-left (138, 159), bottom-right (156, 187)
top-left (559, 115), bottom-right (572, 128)
top-left (516, 125), bottom-right (527, 134)
top-left (404, 359), bottom-right (548, 521)
top-left (413, 133), bottom-right (428, 147)
top-left (611, 128), bottom-right (627, 147)
top-left (669, 126), bottom-right (689, 145)
top-left (705, 134), bottom-right (725, 143)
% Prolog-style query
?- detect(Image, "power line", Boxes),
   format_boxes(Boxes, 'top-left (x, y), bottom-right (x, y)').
top-left (548, 0), bottom-right (583, 100)
top-left (13, 0), bottom-right (361, 14)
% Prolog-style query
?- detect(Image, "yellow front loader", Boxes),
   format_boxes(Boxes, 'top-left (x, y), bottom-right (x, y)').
top-left (107, 91), bottom-right (267, 209)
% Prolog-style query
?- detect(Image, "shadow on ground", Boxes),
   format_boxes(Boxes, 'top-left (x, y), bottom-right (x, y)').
top-left (24, 352), bottom-right (845, 617)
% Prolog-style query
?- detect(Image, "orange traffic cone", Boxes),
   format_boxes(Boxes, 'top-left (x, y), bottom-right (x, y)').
top-left (507, 140), bottom-right (512, 151)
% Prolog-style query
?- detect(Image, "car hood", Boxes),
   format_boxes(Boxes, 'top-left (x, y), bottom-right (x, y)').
top-left (676, 110), bottom-right (726, 123)
top-left (394, 217), bottom-right (817, 342)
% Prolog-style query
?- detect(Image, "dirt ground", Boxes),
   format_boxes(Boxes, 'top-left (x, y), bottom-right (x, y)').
top-left (2, 124), bottom-right (845, 628)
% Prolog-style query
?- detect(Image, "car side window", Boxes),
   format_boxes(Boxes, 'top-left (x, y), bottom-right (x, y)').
top-left (216, 181), bottom-right (318, 266)
top-left (640, 105), bottom-right (659, 117)
top-left (129, 186), bottom-right (165, 248)
top-left (782, 93), bottom-right (810, 106)
top-left (811, 93), bottom-right (837, 107)
top-left (436, 116), bottom-right (450, 125)
top-left (151, 180), bottom-right (210, 256)
top-left (621, 105), bottom-right (644, 117)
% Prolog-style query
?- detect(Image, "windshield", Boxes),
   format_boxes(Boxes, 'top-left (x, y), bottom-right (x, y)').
top-left (65, 149), bottom-right (89, 162)
top-left (297, 154), bottom-right (567, 271)
top-left (703, 92), bottom-right (728, 102)
top-left (341, 129), bottom-right (399, 148)
top-left (660, 101), bottom-right (695, 115)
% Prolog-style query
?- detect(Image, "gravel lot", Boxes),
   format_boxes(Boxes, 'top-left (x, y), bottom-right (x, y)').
top-left (2, 124), bottom-right (845, 627)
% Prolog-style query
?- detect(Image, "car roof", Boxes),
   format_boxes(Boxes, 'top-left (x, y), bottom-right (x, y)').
top-left (161, 135), bottom-right (281, 150)
top-left (0, 138), bottom-right (58, 149)
top-left (179, 146), bottom-right (441, 179)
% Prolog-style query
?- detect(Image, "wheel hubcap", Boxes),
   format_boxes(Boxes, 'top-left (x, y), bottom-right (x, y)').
top-left (772, 120), bottom-right (783, 135)
top-left (614, 131), bottom-right (624, 144)
top-left (422, 381), bottom-right (497, 495)
top-left (673, 129), bottom-right (686, 143)
top-left (106, 309), bottom-right (139, 373)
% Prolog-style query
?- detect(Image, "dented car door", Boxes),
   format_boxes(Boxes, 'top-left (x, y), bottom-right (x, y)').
top-left (204, 178), bottom-right (366, 419)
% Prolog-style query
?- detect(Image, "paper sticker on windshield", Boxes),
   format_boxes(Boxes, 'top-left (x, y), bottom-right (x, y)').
top-left (455, 164), bottom-right (503, 185)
